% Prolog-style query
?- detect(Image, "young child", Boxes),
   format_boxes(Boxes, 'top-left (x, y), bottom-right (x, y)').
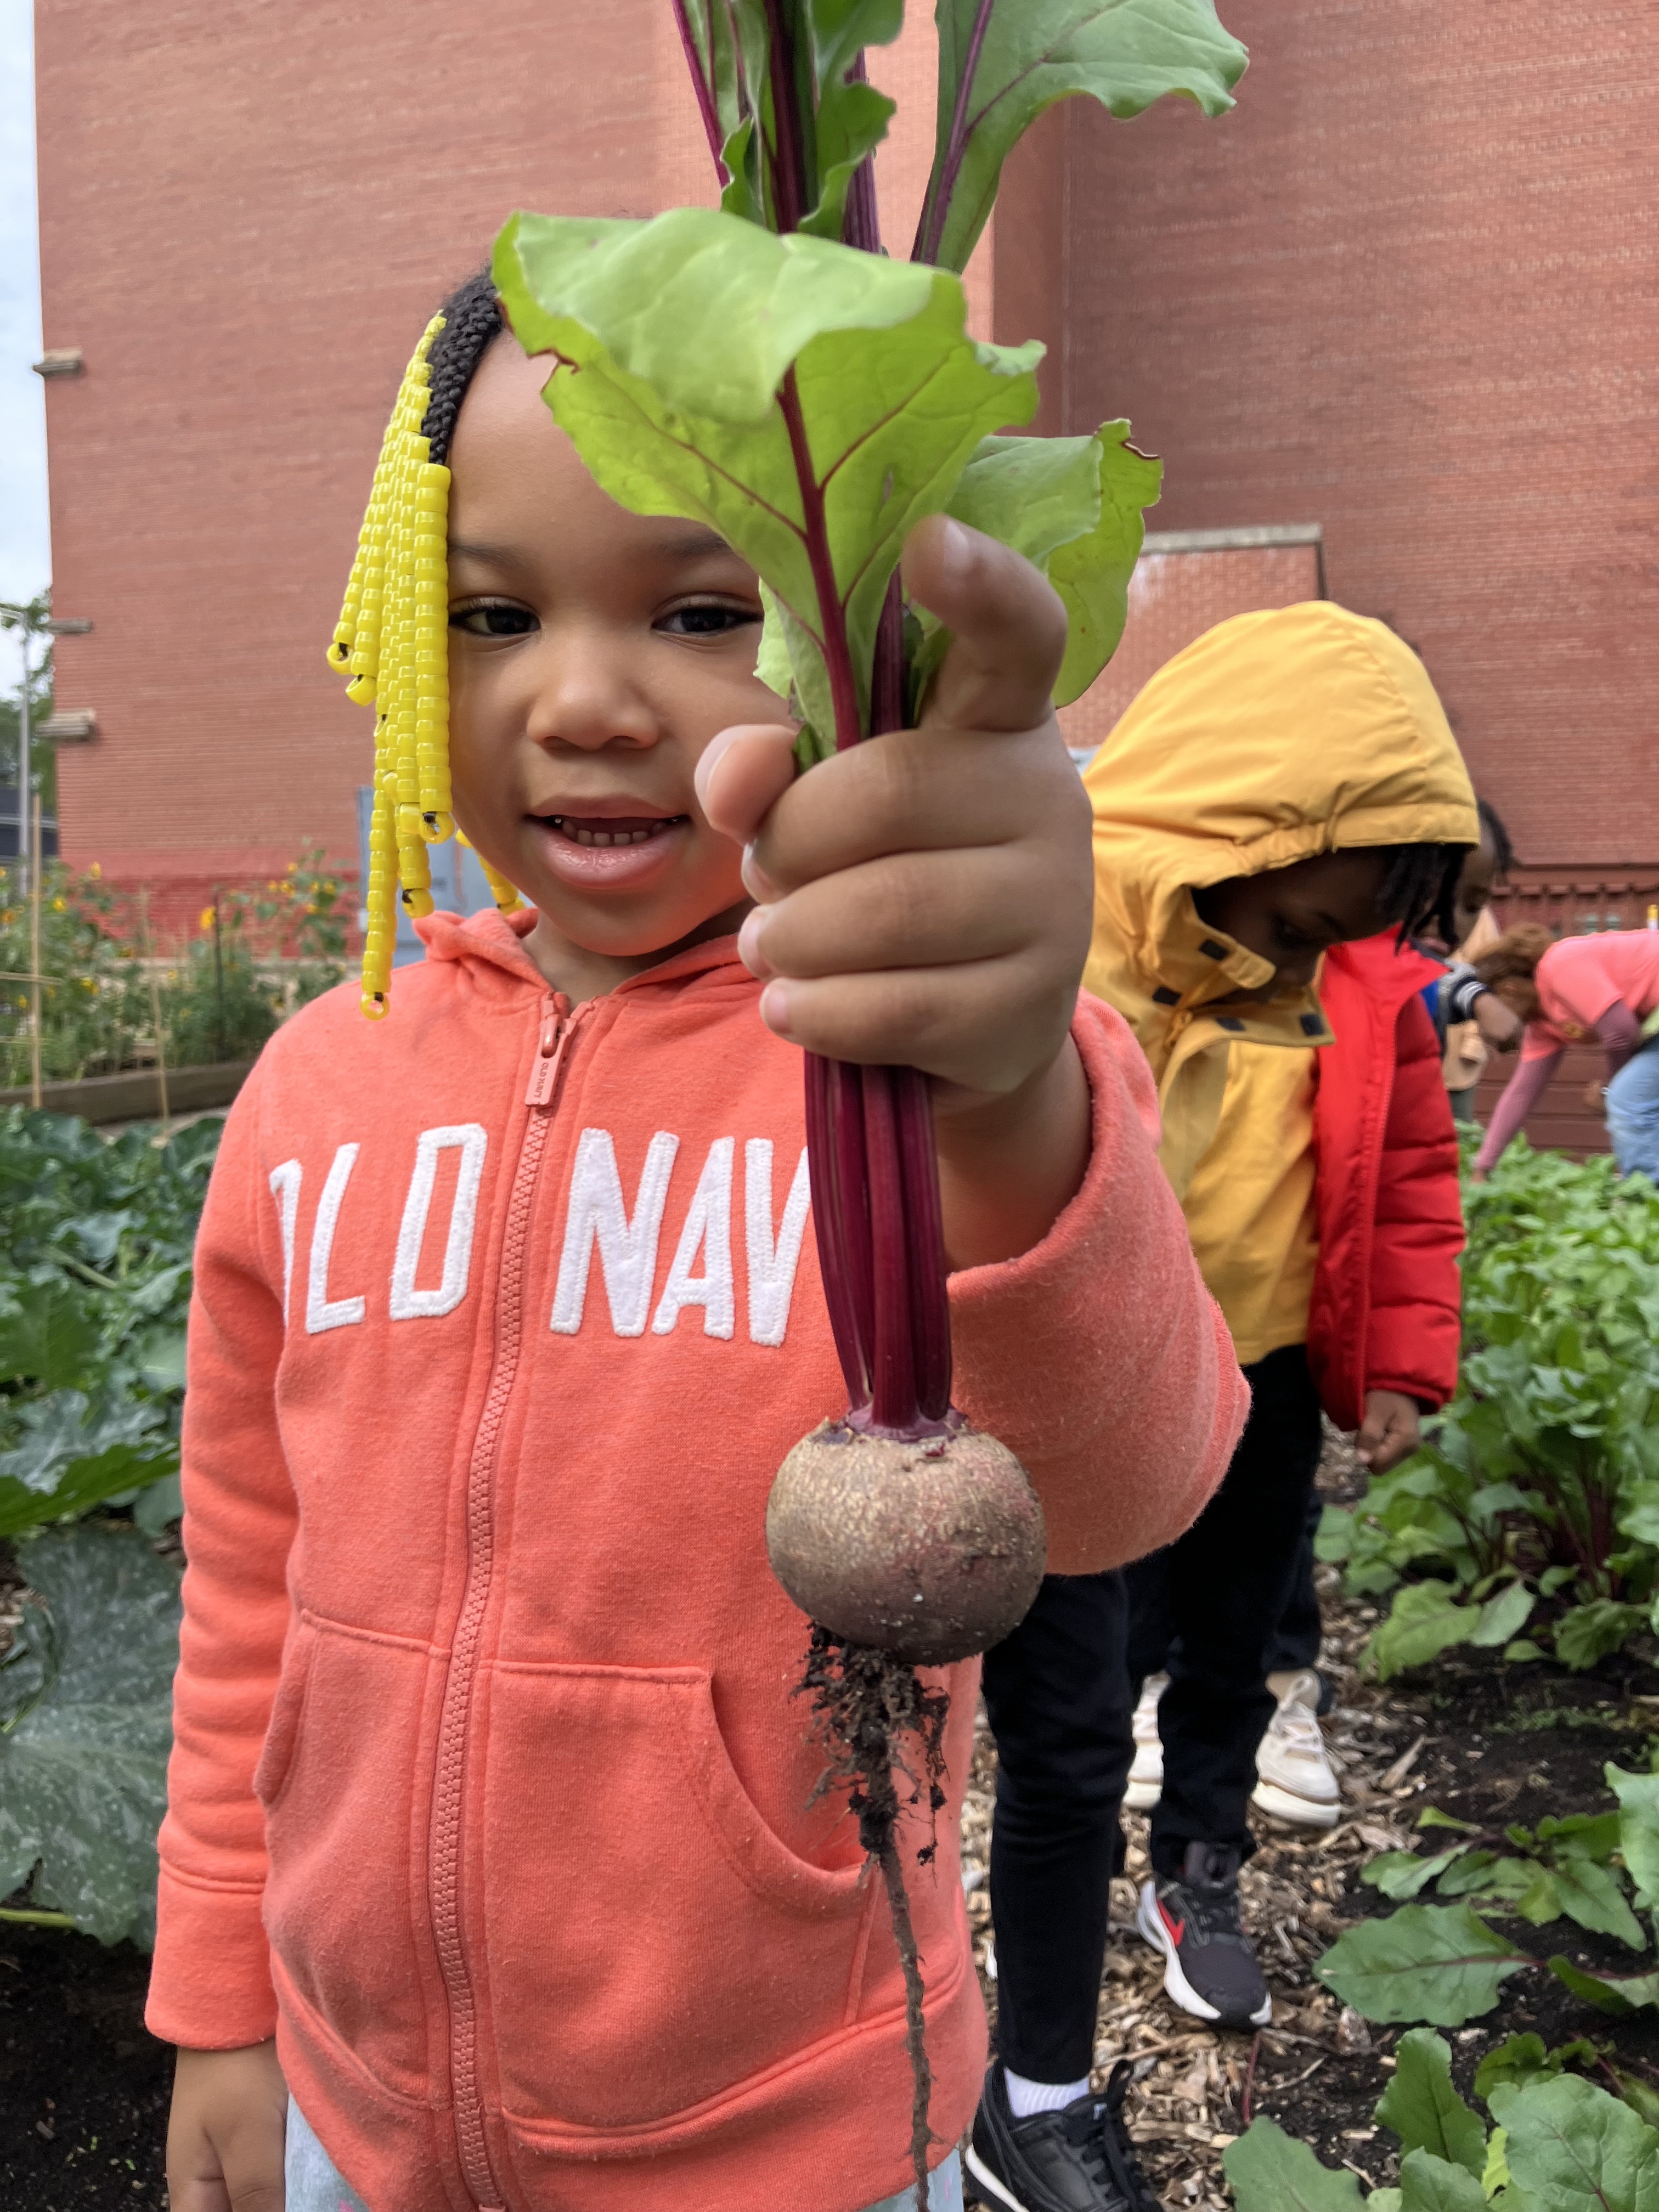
top-left (1417, 798), bottom-right (1522, 1120)
top-left (1472, 922), bottom-right (1659, 1180)
top-left (968, 604), bottom-right (1474, 2212)
top-left (150, 272), bottom-right (1245, 2212)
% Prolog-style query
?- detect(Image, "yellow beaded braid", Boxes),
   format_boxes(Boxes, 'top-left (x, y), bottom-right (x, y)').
top-left (327, 313), bottom-right (521, 1020)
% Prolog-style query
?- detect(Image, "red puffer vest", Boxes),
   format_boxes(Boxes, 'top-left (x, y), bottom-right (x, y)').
top-left (1307, 934), bottom-right (1463, 1429)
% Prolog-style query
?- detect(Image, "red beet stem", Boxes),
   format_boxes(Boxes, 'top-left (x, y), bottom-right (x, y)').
top-left (895, 1066), bottom-right (952, 1421)
top-left (862, 1065), bottom-right (918, 1432)
top-left (805, 1053), bottom-right (868, 1408)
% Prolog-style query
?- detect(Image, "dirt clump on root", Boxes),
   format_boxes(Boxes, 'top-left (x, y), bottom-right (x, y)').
top-left (768, 1422), bottom-right (1046, 1666)
top-left (796, 1623), bottom-right (953, 2210)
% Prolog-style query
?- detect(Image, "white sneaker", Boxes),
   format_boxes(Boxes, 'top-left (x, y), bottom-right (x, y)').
top-left (1123, 1673), bottom-right (1166, 1811)
top-left (1251, 1668), bottom-right (1340, 1829)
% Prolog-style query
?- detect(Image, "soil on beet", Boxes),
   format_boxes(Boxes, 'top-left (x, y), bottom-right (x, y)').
top-left (0, 1921), bottom-right (170, 2209)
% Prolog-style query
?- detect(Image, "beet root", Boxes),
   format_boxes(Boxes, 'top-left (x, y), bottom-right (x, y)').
top-left (766, 1421), bottom-right (1047, 1664)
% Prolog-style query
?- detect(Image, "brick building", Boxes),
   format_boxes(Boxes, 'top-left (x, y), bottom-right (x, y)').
top-left (32, 0), bottom-right (1658, 953)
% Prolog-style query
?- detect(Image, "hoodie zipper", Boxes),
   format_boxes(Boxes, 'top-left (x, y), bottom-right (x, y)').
top-left (429, 990), bottom-right (585, 2210)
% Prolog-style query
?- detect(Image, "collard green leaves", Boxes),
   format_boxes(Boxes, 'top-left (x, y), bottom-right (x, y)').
top-left (496, 208), bottom-right (1040, 742)
top-left (1491, 2073), bottom-right (1659, 2211)
top-left (918, 0), bottom-right (1249, 272)
top-left (0, 1523), bottom-right (183, 1946)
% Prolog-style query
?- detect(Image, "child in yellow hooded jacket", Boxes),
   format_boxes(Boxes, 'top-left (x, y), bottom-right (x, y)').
top-left (967, 605), bottom-right (1478, 2210)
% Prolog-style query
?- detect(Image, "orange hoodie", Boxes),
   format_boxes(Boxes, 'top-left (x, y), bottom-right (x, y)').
top-left (146, 907), bottom-right (1243, 2212)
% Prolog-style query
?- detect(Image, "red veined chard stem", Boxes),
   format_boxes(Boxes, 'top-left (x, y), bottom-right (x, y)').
top-left (672, 0), bottom-right (729, 179)
top-left (913, 0), bottom-right (998, 267)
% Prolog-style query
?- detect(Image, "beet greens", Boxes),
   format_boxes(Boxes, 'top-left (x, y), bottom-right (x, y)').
top-left (494, 4), bottom-right (1244, 2196)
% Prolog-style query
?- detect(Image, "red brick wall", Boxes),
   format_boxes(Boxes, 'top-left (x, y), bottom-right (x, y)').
top-left (1006, 0), bottom-right (1659, 874)
top-left (35, 0), bottom-right (720, 890)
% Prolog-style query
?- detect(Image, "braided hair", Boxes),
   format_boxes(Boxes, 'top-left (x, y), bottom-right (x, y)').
top-left (421, 268), bottom-right (504, 465)
top-left (1377, 840), bottom-right (1470, 948)
top-left (326, 269), bottom-right (515, 1018)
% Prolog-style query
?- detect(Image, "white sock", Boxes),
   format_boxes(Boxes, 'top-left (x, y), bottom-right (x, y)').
top-left (1003, 2067), bottom-right (1091, 2119)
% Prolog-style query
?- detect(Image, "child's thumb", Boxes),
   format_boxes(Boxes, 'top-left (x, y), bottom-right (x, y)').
top-left (903, 514), bottom-right (1066, 737)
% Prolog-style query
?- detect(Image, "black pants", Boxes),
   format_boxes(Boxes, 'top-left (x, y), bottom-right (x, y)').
top-left (980, 1344), bottom-right (1324, 2084)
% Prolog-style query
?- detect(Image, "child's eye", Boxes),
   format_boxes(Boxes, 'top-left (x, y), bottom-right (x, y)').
top-left (451, 601), bottom-right (538, 638)
top-left (657, 601), bottom-right (760, 639)
top-left (1274, 919), bottom-right (1317, 952)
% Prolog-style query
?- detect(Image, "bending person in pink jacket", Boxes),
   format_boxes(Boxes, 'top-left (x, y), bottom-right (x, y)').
top-left (1474, 923), bottom-right (1659, 1180)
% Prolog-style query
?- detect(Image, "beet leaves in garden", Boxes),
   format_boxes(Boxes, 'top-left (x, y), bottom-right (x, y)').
top-left (495, 2), bottom-right (1245, 2194)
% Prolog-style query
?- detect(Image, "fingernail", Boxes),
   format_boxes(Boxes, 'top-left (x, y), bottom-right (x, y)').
top-left (737, 907), bottom-right (774, 978)
top-left (693, 726), bottom-right (742, 815)
top-left (741, 843), bottom-right (775, 901)
top-left (759, 979), bottom-right (793, 1036)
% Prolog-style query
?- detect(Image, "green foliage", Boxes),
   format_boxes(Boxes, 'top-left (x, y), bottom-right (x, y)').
top-left (918, 0), bottom-right (1249, 272)
top-left (1322, 1145), bottom-right (1659, 1677)
top-left (1222, 2115), bottom-right (1366, 2210)
top-left (0, 1523), bottom-right (183, 1945)
top-left (1226, 2033), bottom-right (1659, 2211)
top-left (0, 1106), bottom-right (222, 1532)
top-left (1316, 1904), bottom-right (1530, 2027)
top-left (497, 209), bottom-right (1046, 754)
top-left (0, 847), bottom-right (348, 1090)
top-left (1376, 2029), bottom-right (1487, 2177)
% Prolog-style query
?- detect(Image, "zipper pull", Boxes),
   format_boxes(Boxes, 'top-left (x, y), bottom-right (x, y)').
top-left (524, 992), bottom-right (572, 1108)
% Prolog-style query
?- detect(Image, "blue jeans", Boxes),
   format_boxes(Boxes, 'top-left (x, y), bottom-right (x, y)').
top-left (1606, 1039), bottom-right (1659, 1181)
top-left (285, 2099), bottom-right (963, 2212)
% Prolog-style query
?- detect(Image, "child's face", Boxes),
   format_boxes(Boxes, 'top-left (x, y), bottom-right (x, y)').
top-left (444, 338), bottom-right (784, 965)
top-left (1450, 833), bottom-right (1498, 950)
top-left (1193, 848), bottom-right (1390, 1000)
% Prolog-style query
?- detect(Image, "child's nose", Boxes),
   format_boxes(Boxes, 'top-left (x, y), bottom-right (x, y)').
top-left (528, 637), bottom-right (658, 753)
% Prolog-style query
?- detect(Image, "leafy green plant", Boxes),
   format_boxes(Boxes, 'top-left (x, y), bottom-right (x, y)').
top-left (1321, 1143), bottom-right (1659, 1677)
top-left (0, 1107), bottom-right (223, 1532)
top-left (1225, 2028), bottom-right (1659, 2211)
top-left (1317, 1770), bottom-right (1659, 2041)
top-left (0, 1522), bottom-right (182, 1946)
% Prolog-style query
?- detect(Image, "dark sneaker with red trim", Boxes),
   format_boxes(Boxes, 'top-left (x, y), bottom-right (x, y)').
top-left (1135, 1841), bottom-right (1271, 2029)
top-left (966, 2059), bottom-right (1161, 2211)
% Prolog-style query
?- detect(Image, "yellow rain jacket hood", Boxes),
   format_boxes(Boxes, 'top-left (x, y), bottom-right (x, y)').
top-left (1082, 601), bottom-right (1478, 1197)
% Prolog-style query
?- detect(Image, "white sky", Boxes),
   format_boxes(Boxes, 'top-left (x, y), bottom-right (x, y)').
top-left (0, 0), bottom-right (47, 614)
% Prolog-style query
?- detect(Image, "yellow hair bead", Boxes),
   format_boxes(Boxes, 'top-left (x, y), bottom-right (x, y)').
top-left (329, 312), bottom-right (462, 1016)
top-left (478, 854), bottom-right (524, 914)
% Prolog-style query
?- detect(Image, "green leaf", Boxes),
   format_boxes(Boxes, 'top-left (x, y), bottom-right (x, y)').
top-left (1474, 2034), bottom-right (1565, 2103)
top-left (1615, 2072), bottom-right (1659, 2134)
top-left (1368, 1581), bottom-right (1480, 1680)
top-left (1504, 1640), bottom-right (1547, 1663)
top-left (1547, 1956), bottom-right (1659, 2016)
top-left (1221, 2118), bottom-right (1365, 2211)
top-left (1556, 1600), bottom-right (1645, 1672)
top-left (1366, 1846), bottom-right (1471, 1900)
top-left (1470, 1580), bottom-right (1535, 1648)
top-left (1316, 1906), bottom-right (1530, 2027)
top-left (0, 1524), bottom-right (182, 1945)
top-left (1482, 2126), bottom-right (1514, 2197)
top-left (1607, 1762), bottom-right (1659, 1912)
top-left (1375, 2029), bottom-right (1487, 2176)
top-left (1420, 1808), bottom-right (1481, 1834)
top-left (1549, 1858), bottom-right (1647, 1950)
top-left (1396, 2149), bottom-right (1488, 2212)
top-left (918, 0), bottom-right (1249, 273)
top-left (1496, 2072), bottom-right (1659, 2210)
top-left (0, 1281), bottom-right (98, 1389)
top-left (1618, 1486), bottom-right (1659, 1547)
top-left (0, 1389), bottom-right (174, 1537)
top-left (1515, 1866), bottom-right (1563, 1925)
top-left (934, 422), bottom-right (1163, 704)
top-left (495, 208), bottom-right (1041, 740)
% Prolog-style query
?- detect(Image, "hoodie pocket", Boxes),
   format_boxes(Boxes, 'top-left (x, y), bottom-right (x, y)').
top-left (482, 1662), bottom-right (869, 2131)
top-left (258, 1614), bottom-right (437, 2102)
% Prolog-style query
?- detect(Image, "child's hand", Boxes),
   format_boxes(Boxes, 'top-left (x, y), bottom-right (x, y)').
top-left (166, 2041), bottom-right (288, 2212)
top-left (1356, 1390), bottom-right (1422, 1472)
top-left (695, 514), bottom-right (1095, 1266)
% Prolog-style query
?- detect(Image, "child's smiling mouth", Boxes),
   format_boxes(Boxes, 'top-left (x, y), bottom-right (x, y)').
top-left (527, 808), bottom-right (693, 891)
